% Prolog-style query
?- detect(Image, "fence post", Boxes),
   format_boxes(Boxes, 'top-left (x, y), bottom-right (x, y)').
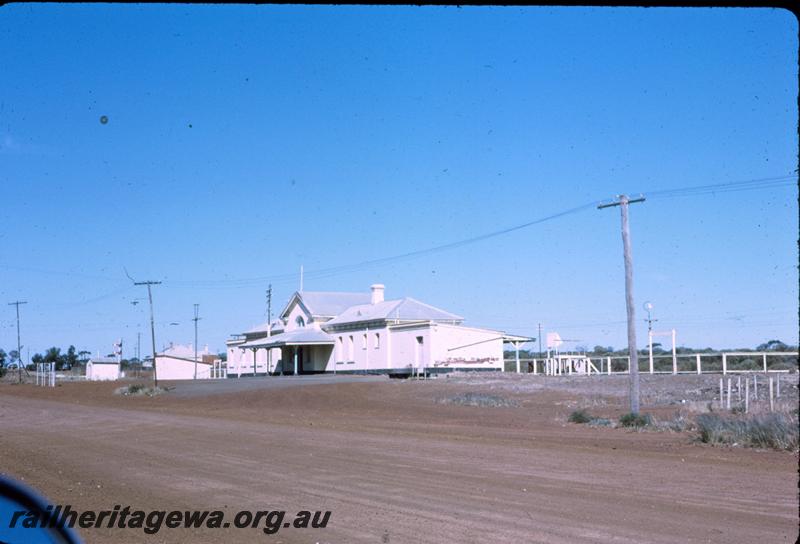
top-left (696, 353), bottom-right (702, 375)
top-left (719, 378), bottom-right (723, 409)
top-left (753, 375), bottom-right (757, 398)
top-left (726, 378), bottom-right (731, 410)
top-left (768, 378), bottom-right (774, 412)
top-left (745, 378), bottom-right (749, 413)
top-left (737, 376), bottom-right (741, 402)
top-left (607, 357), bottom-right (611, 376)
top-left (776, 373), bottom-right (780, 398)
top-left (722, 353), bottom-right (727, 375)
top-left (671, 329), bottom-right (677, 374)
top-left (762, 353), bottom-right (767, 374)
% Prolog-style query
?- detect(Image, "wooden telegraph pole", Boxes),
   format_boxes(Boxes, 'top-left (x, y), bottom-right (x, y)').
top-left (192, 303), bottom-right (201, 380)
top-left (8, 300), bottom-right (27, 383)
top-left (130, 279), bottom-right (161, 388)
top-left (599, 195), bottom-right (645, 415)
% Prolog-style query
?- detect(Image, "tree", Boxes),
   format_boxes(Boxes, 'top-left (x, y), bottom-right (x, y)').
top-left (8, 350), bottom-right (19, 365)
top-left (757, 339), bottom-right (789, 352)
top-left (64, 345), bottom-right (78, 369)
top-left (31, 353), bottom-right (44, 365)
top-left (77, 350), bottom-right (91, 364)
top-left (43, 347), bottom-right (68, 370)
top-left (0, 348), bottom-right (6, 367)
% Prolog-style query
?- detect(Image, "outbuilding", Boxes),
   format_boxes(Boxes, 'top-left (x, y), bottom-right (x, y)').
top-left (154, 344), bottom-right (219, 380)
top-left (85, 357), bottom-right (120, 381)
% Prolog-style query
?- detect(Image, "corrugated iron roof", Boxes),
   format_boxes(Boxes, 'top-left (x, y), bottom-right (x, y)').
top-left (325, 297), bottom-right (463, 326)
top-left (88, 357), bottom-right (119, 364)
top-left (237, 327), bottom-right (334, 349)
top-left (297, 291), bottom-right (372, 317)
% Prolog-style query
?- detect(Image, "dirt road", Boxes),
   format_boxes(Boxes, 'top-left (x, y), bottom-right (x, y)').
top-left (1, 375), bottom-right (797, 543)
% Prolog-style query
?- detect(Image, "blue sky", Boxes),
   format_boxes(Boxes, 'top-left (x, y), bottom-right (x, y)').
top-left (1, 5), bottom-right (797, 359)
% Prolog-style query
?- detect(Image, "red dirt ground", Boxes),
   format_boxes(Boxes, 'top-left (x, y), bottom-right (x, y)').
top-left (1, 375), bottom-right (798, 543)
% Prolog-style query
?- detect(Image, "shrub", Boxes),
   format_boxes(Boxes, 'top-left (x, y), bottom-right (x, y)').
top-left (114, 383), bottom-right (167, 397)
top-left (438, 392), bottom-right (518, 408)
top-left (619, 412), bottom-right (652, 427)
top-left (649, 414), bottom-right (690, 432)
top-left (695, 413), bottom-right (799, 451)
top-left (588, 418), bottom-right (613, 427)
top-left (727, 358), bottom-right (759, 371)
top-left (568, 409), bottom-right (592, 424)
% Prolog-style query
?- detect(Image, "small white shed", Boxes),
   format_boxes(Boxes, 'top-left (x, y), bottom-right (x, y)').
top-left (86, 357), bottom-right (120, 381)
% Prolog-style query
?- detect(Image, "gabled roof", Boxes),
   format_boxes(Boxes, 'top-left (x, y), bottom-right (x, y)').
top-left (244, 319), bottom-right (285, 335)
top-left (324, 297), bottom-right (463, 326)
top-left (281, 291), bottom-right (372, 319)
top-left (160, 344), bottom-right (212, 359)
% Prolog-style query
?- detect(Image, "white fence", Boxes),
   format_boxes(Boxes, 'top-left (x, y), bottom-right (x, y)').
top-left (35, 362), bottom-right (56, 387)
top-left (210, 361), bottom-right (228, 379)
top-left (505, 352), bottom-right (798, 376)
top-left (716, 374), bottom-right (790, 413)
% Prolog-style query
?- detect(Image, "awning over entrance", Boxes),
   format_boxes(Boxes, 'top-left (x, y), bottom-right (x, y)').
top-left (502, 334), bottom-right (533, 344)
top-left (502, 335), bottom-right (534, 375)
top-left (237, 328), bottom-right (335, 350)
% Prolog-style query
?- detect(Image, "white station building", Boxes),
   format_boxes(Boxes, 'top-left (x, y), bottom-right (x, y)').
top-left (226, 284), bottom-right (527, 376)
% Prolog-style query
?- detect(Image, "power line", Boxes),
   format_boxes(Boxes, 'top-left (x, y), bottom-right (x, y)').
top-left (166, 201), bottom-right (601, 288)
top-left (166, 172), bottom-right (795, 289)
top-left (51, 286), bottom-right (136, 308)
top-left (643, 174), bottom-right (795, 200)
top-left (0, 264), bottom-right (126, 283)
